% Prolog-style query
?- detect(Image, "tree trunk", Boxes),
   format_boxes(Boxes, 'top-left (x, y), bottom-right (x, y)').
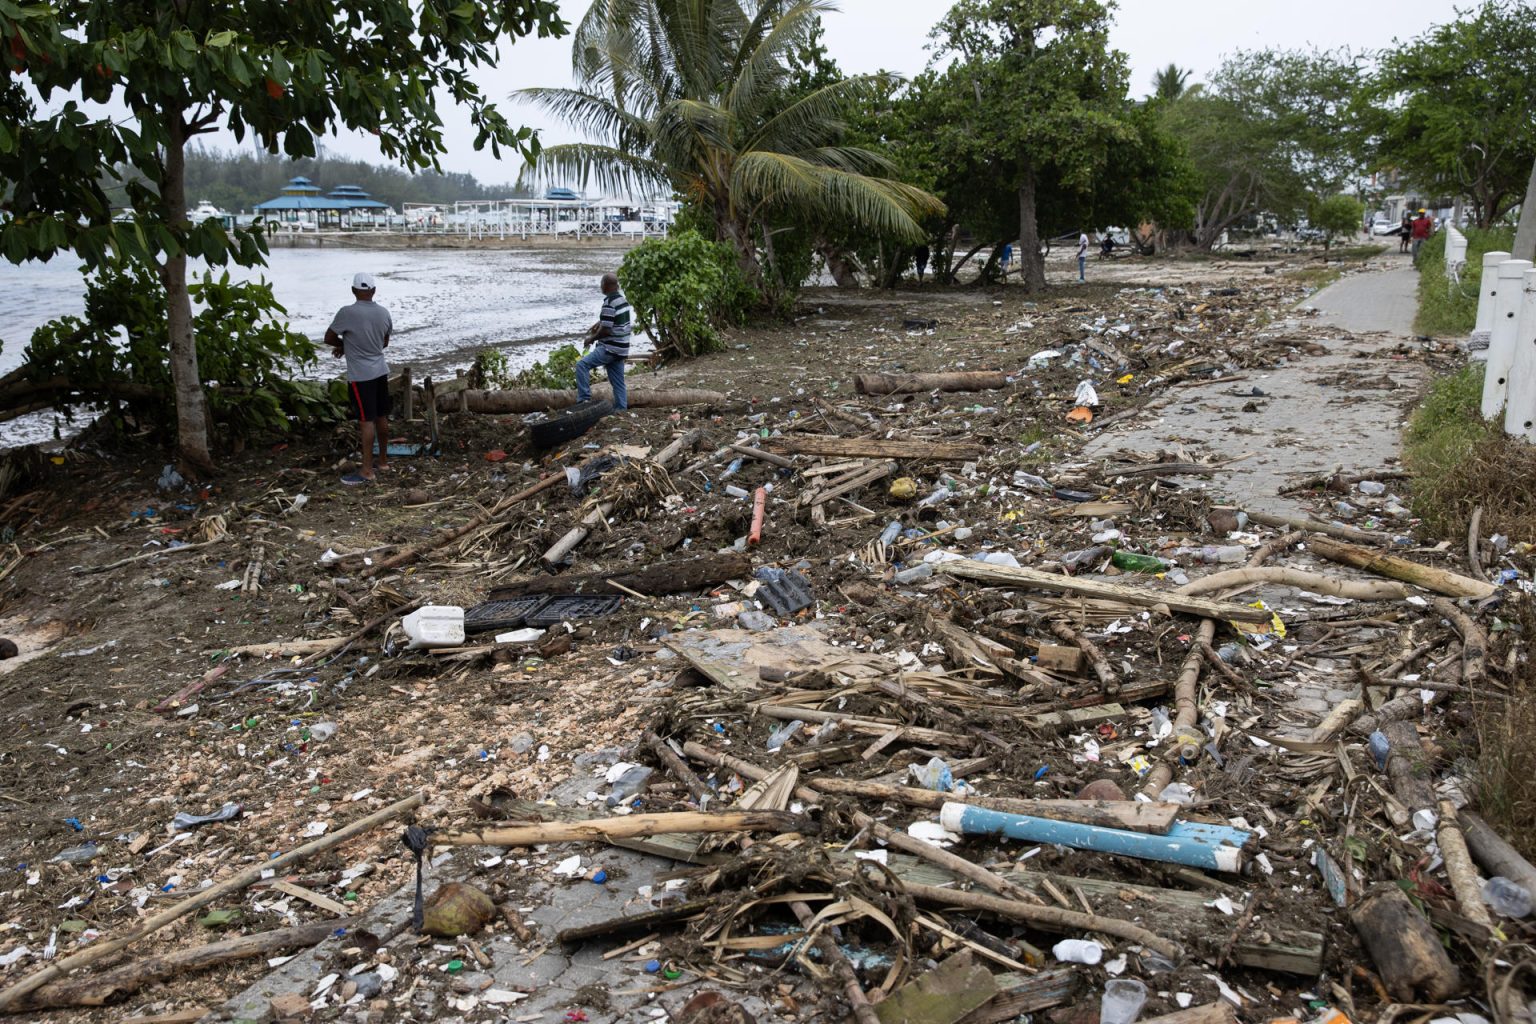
top-left (718, 208), bottom-right (762, 291)
top-left (161, 113), bottom-right (215, 475)
top-left (1512, 154), bottom-right (1536, 263)
top-left (1016, 165), bottom-right (1047, 293)
top-left (819, 244), bottom-right (860, 288)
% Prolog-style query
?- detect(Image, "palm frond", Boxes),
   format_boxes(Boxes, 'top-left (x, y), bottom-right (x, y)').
top-left (515, 87), bottom-right (655, 150)
top-left (520, 143), bottom-right (671, 196)
top-left (742, 73), bottom-right (898, 152)
top-left (732, 151), bottom-right (942, 240)
top-left (725, 1), bottom-right (835, 120)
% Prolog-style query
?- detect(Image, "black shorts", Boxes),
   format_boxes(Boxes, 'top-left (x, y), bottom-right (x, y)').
top-left (348, 375), bottom-right (392, 422)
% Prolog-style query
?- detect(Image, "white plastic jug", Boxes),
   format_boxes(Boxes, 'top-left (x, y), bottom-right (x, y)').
top-left (401, 606), bottom-right (465, 649)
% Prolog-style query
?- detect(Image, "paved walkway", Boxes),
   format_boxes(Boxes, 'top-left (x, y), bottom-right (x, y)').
top-left (1085, 260), bottom-right (1427, 518)
top-left (1301, 250), bottom-right (1419, 335)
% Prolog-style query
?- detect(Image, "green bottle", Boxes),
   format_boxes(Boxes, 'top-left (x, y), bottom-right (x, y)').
top-left (1110, 550), bottom-right (1168, 573)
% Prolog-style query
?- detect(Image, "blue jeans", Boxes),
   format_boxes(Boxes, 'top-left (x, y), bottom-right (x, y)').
top-left (576, 346), bottom-right (627, 410)
top-left (1078, 255), bottom-right (1087, 281)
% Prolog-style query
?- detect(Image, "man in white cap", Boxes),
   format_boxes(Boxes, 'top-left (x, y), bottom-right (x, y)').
top-left (325, 272), bottom-right (393, 484)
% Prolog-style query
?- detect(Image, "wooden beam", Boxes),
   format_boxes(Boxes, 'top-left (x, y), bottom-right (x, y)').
top-left (854, 371), bottom-right (1008, 395)
top-left (1306, 536), bottom-right (1496, 598)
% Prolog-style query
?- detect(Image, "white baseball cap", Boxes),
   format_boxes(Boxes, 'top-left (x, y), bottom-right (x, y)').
top-left (352, 272), bottom-right (376, 291)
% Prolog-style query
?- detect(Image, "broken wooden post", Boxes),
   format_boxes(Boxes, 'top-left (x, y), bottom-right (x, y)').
top-left (400, 365), bottom-right (414, 420)
top-left (1437, 800), bottom-right (1495, 931)
top-left (1502, 267), bottom-right (1536, 442)
top-left (1380, 720), bottom-right (1436, 817)
top-left (456, 368), bottom-right (469, 413)
top-left (1481, 258), bottom-right (1533, 418)
top-left (1350, 884), bottom-right (1463, 1001)
top-left (854, 371), bottom-right (1007, 394)
top-left (491, 551), bottom-right (751, 599)
top-left (1048, 620), bottom-right (1117, 689)
top-left (936, 559), bottom-right (1271, 622)
top-left (1306, 536), bottom-right (1497, 599)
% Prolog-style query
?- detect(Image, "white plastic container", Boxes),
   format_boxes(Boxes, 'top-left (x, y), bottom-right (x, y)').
top-left (401, 606), bottom-right (465, 649)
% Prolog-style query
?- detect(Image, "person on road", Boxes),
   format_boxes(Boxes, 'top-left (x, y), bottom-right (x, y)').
top-left (1399, 211), bottom-right (1413, 254)
top-left (914, 244), bottom-right (930, 285)
top-left (325, 272), bottom-right (392, 486)
top-left (1410, 209), bottom-right (1434, 266)
top-left (576, 272), bottom-right (631, 411)
top-left (1077, 230), bottom-right (1089, 282)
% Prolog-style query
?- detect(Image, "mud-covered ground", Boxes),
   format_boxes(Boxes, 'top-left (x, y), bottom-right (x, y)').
top-left (0, 244), bottom-right (1525, 1024)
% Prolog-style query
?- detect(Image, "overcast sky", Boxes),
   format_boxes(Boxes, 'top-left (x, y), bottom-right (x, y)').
top-left (248, 0), bottom-right (1468, 187)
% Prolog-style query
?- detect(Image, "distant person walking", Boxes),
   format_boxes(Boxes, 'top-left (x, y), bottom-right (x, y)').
top-left (1077, 231), bottom-right (1089, 282)
top-left (1000, 243), bottom-right (1013, 279)
top-left (1410, 209), bottom-right (1433, 266)
top-left (576, 272), bottom-right (631, 411)
top-left (914, 244), bottom-right (930, 285)
top-left (326, 272), bottom-right (392, 486)
top-left (1399, 211), bottom-right (1413, 254)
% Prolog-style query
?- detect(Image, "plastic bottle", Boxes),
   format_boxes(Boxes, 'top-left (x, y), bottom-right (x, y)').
top-left (724, 484), bottom-right (751, 500)
top-left (1062, 545), bottom-right (1109, 571)
top-left (1367, 730), bottom-right (1390, 771)
top-left (767, 720), bottom-right (805, 751)
top-left (48, 842), bottom-right (99, 865)
top-left (1012, 471), bottom-right (1051, 492)
top-left (1198, 545), bottom-right (1247, 564)
top-left (1099, 979), bottom-right (1148, 1024)
top-left (1110, 550), bottom-right (1168, 573)
top-left (720, 458), bottom-right (744, 480)
top-left (605, 766), bottom-right (653, 808)
top-left (1157, 782), bottom-right (1195, 805)
top-left (953, 527), bottom-right (973, 541)
top-left (1482, 876), bottom-right (1533, 918)
top-left (893, 563), bottom-right (933, 584)
top-left (917, 485), bottom-right (951, 508)
top-left (1052, 938), bottom-right (1103, 964)
top-left (1356, 480), bottom-right (1386, 496)
top-left (879, 521), bottom-right (902, 546)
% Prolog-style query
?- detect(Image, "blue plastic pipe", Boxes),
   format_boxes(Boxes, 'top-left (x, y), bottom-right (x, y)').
top-left (940, 801), bottom-right (1250, 873)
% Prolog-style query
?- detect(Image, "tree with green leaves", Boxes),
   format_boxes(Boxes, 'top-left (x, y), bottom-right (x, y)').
top-left (926, 0), bottom-right (1132, 293)
top-left (1360, 0), bottom-right (1536, 230)
top-left (517, 0), bottom-right (941, 298)
top-left (1162, 48), bottom-right (1361, 250)
top-left (1, 0), bottom-right (566, 473)
top-left (1310, 193), bottom-right (1365, 250)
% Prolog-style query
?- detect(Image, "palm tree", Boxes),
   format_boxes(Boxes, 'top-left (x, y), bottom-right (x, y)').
top-left (517, 0), bottom-right (942, 288)
top-left (1151, 63), bottom-right (1191, 101)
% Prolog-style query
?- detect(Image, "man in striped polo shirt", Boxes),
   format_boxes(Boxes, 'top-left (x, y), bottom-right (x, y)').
top-left (576, 272), bottom-right (631, 410)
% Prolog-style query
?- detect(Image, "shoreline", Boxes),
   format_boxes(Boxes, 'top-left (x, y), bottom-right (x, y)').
top-left (266, 231), bottom-right (656, 250)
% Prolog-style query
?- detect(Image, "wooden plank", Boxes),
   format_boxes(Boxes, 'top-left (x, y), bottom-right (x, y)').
top-left (1034, 644), bottom-right (1085, 674)
top-left (1307, 536), bottom-right (1496, 599)
top-left (854, 371), bottom-right (1008, 395)
top-left (936, 559), bottom-right (1271, 622)
top-left (270, 880), bottom-right (352, 917)
top-left (803, 460), bottom-right (896, 507)
top-left (1028, 702), bottom-right (1126, 732)
top-left (772, 435), bottom-right (981, 462)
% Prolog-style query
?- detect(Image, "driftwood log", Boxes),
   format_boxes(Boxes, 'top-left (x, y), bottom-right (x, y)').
top-left (853, 371), bottom-right (1007, 395)
top-left (937, 559), bottom-right (1271, 622)
top-left (1350, 884), bottom-right (1463, 1001)
top-left (22, 919), bottom-right (344, 1009)
top-left (1380, 720), bottom-right (1436, 816)
top-left (437, 386), bottom-right (724, 414)
top-left (430, 809), bottom-right (807, 847)
top-left (1460, 810), bottom-right (1536, 898)
top-left (768, 434), bottom-right (983, 462)
top-left (491, 552), bottom-right (750, 599)
top-left (1307, 536), bottom-right (1497, 599)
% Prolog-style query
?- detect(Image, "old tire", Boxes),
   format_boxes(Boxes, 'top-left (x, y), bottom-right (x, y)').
top-left (528, 398), bottom-right (612, 449)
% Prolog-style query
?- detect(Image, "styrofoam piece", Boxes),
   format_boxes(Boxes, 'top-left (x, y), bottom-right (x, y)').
top-left (400, 605), bottom-right (465, 649)
top-left (1503, 268), bottom-right (1536, 442)
top-left (1473, 251), bottom-right (1511, 351)
top-left (1482, 259), bottom-right (1533, 417)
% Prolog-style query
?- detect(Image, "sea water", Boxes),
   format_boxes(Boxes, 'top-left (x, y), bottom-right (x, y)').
top-left (0, 243), bottom-right (639, 445)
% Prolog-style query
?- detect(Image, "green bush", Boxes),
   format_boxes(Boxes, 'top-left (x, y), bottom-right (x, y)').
top-left (510, 344), bottom-right (583, 390)
top-left (619, 231), bottom-right (754, 358)
top-left (1415, 226), bottom-right (1516, 336)
top-left (1310, 194), bottom-right (1365, 249)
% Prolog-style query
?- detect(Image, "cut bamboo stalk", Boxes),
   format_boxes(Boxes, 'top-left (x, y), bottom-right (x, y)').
top-left (900, 881), bottom-right (1181, 958)
top-left (431, 809), bottom-right (805, 847)
top-left (1307, 536), bottom-right (1497, 599)
top-left (0, 792), bottom-right (425, 1013)
top-left (1177, 567), bottom-right (1409, 601)
top-left (770, 434), bottom-right (982, 461)
top-left (1436, 800), bottom-right (1494, 931)
top-left (937, 559), bottom-right (1270, 622)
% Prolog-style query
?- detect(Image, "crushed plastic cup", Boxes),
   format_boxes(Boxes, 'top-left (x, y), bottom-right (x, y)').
top-left (1482, 876), bottom-right (1533, 918)
top-left (1157, 782), bottom-right (1195, 805)
top-left (1099, 979), bottom-right (1148, 1024)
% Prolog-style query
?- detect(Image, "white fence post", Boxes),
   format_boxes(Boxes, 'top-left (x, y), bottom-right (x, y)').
top-left (1470, 250), bottom-right (1511, 358)
top-left (1504, 268), bottom-right (1536, 443)
top-left (1481, 258), bottom-right (1533, 418)
top-left (1445, 226), bottom-right (1467, 283)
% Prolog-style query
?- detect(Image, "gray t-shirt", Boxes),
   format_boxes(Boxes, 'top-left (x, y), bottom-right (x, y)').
top-left (328, 300), bottom-right (392, 381)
